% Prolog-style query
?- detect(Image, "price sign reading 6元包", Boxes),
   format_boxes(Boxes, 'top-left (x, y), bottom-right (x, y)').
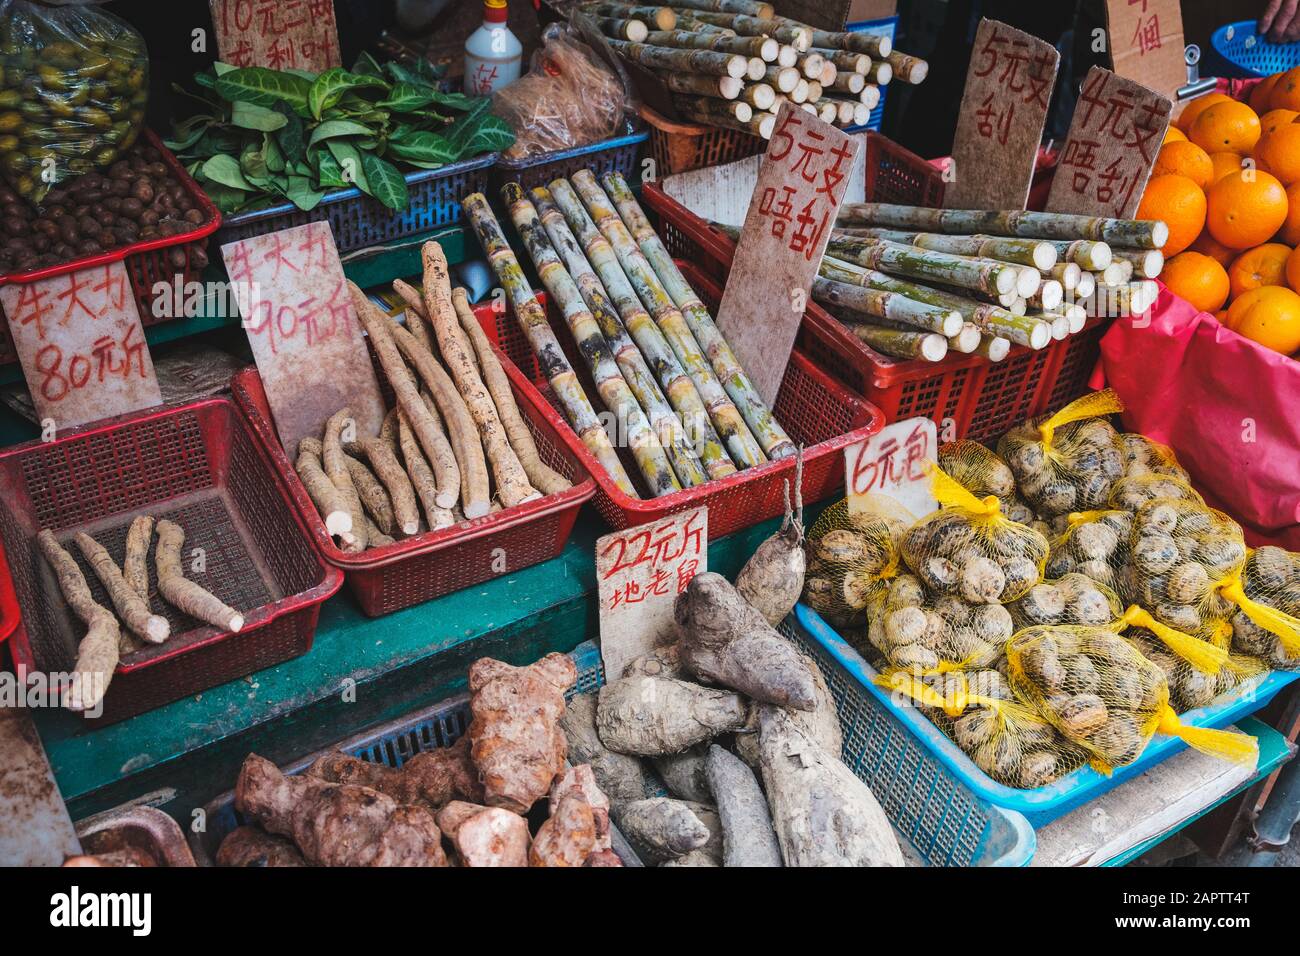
top-left (596, 506), bottom-right (708, 681)
top-left (843, 416), bottom-right (938, 525)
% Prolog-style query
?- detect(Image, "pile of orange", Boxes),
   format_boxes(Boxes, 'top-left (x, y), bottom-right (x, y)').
top-left (1137, 74), bottom-right (1300, 357)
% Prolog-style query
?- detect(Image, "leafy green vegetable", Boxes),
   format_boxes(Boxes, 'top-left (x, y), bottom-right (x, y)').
top-left (309, 68), bottom-right (388, 120)
top-left (308, 119), bottom-right (374, 147)
top-left (202, 154), bottom-right (254, 191)
top-left (215, 67), bottom-right (313, 116)
top-left (232, 101), bottom-right (288, 132)
top-left (360, 152), bottom-right (409, 211)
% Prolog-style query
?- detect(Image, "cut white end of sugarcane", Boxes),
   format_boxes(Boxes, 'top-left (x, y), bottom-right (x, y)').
top-left (995, 287), bottom-right (1019, 307)
top-left (992, 268), bottom-right (1017, 296)
top-left (801, 52), bottom-right (825, 79)
top-left (792, 78), bottom-right (810, 102)
top-left (818, 101), bottom-right (837, 122)
top-left (1064, 303), bottom-right (1086, 333)
top-left (733, 101), bottom-right (754, 122)
top-left (777, 44), bottom-right (797, 67)
top-left (759, 36), bottom-right (779, 61)
top-left (758, 113), bottom-right (776, 138)
top-left (719, 75), bottom-right (744, 97)
top-left (626, 19), bottom-right (648, 42)
top-left (873, 62), bottom-right (893, 84)
top-left (1007, 297), bottom-right (1027, 315)
top-left (1150, 221), bottom-right (1170, 249)
top-left (800, 102), bottom-right (818, 115)
top-left (1027, 320), bottom-right (1051, 349)
top-left (949, 322), bottom-right (981, 353)
top-left (1135, 279), bottom-right (1160, 311)
top-left (747, 56), bottom-right (766, 80)
top-left (1045, 313), bottom-right (1069, 339)
top-left (1015, 266), bottom-right (1041, 298)
top-left (807, 80), bottom-right (823, 100)
top-left (1100, 262), bottom-right (1125, 286)
top-left (1122, 247), bottom-right (1164, 278)
top-left (841, 72), bottom-right (865, 94)
top-left (1034, 279), bottom-right (1063, 311)
top-left (1032, 243), bottom-right (1057, 271)
top-left (979, 335), bottom-right (1011, 362)
top-left (1111, 258), bottom-right (1134, 283)
top-left (820, 62), bottom-right (837, 85)
top-left (744, 82), bottom-right (775, 109)
top-left (836, 100), bottom-right (855, 124)
top-left (861, 84), bottom-right (880, 108)
top-left (919, 333), bottom-right (948, 361)
top-left (1051, 260), bottom-right (1082, 290)
top-left (726, 54), bottom-right (748, 78)
top-left (877, 35), bottom-right (893, 57)
top-left (853, 102), bottom-right (870, 126)
top-left (1075, 270), bottom-right (1096, 299)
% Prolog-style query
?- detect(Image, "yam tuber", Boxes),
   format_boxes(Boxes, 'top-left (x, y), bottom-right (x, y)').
top-left (676, 572), bottom-right (816, 710)
top-left (652, 745), bottom-right (712, 802)
top-left (306, 735), bottom-right (483, 809)
top-left (343, 453), bottom-right (396, 536)
top-left (350, 436), bottom-right (420, 536)
top-left (530, 793), bottom-right (598, 867)
top-left (436, 802), bottom-right (531, 867)
top-left (706, 744), bottom-right (783, 867)
top-left (616, 797), bottom-right (709, 864)
top-left (622, 644), bottom-right (684, 679)
top-left (757, 706), bottom-right (904, 867)
top-left (398, 411), bottom-right (455, 530)
top-left (467, 653), bottom-right (577, 813)
top-left (735, 467), bottom-right (805, 625)
top-left (235, 754), bottom-right (448, 867)
top-left (37, 529), bottom-right (120, 713)
top-left (123, 515), bottom-right (153, 602)
top-left (154, 520), bottom-right (244, 632)
top-left (596, 675), bottom-right (750, 756)
top-left (737, 652), bottom-right (844, 768)
top-left (559, 691), bottom-right (661, 802)
top-left (294, 438), bottom-right (354, 542)
top-left (74, 532), bottom-right (169, 644)
top-left (216, 825), bottom-right (308, 867)
top-left (323, 409), bottom-right (368, 552)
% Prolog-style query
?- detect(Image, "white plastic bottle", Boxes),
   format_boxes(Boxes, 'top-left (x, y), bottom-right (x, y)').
top-left (464, 0), bottom-right (523, 96)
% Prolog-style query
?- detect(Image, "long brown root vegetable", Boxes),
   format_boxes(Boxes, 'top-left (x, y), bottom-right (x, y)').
top-left (350, 437), bottom-right (420, 536)
top-left (215, 825), bottom-right (308, 867)
top-left (235, 753), bottom-right (448, 867)
top-left (530, 794), bottom-right (598, 867)
top-left (676, 572), bottom-right (816, 710)
top-left (436, 802), bottom-right (531, 867)
top-left (123, 515), bottom-right (153, 602)
top-left (389, 278), bottom-right (436, 354)
top-left (293, 439), bottom-right (354, 541)
top-left (757, 706), bottom-right (904, 866)
top-left (306, 736), bottom-right (483, 809)
top-left (37, 529), bottom-right (120, 713)
top-left (323, 409), bottom-right (368, 553)
top-left (735, 651), bottom-right (842, 767)
top-left (735, 466), bottom-right (805, 625)
top-left (559, 691), bottom-right (662, 802)
top-left (74, 532), bottom-right (169, 644)
top-left (154, 520), bottom-right (244, 632)
top-left (364, 517), bottom-right (394, 548)
top-left (343, 454), bottom-right (395, 536)
top-left (595, 674), bottom-right (749, 755)
top-left (467, 653), bottom-right (577, 813)
top-left (706, 744), bottom-right (783, 867)
top-left (398, 411), bottom-right (455, 530)
top-left (616, 797), bottom-right (710, 864)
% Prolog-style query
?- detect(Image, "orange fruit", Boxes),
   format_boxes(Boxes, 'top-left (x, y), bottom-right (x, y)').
top-left (1228, 243), bottom-right (1292, 299)
top-left (1177, 92), bottom-right (1230, 131)
top-left (1251, 74), bottom-right (1282, 114)
top-left (1259, 108), bottom-right (1300, 138)
top-left (1153, 141), bottom-right (1213, 189)
top-left (1286, 244), bottom-right (1300, 289)
top-left (1190, 100), bottom-right (1262, 155)
top-left (1254, 123), bottom-right (1300, 184)
top-left (1279, 182), bottom-right (1300, 245)
top-left (1206, 170), bottom-right (1289, 249)
top-left (1272, 65), bottom-right (1300, 111)
top-left (1209, 151), bottom-right (1247, 182)
top-left (1161, 251), bottom-right (1230, 313)
top-left (1215, 308), bottom-right (1231, 325)
top-left (1163, 126), bottom-right (1188, 144)
top-left (1190, 231), bottom-right (1239, 268)
top-left (1226, 285), bottom-right (1300, 353)
top-left (1136, 174), bottom-right (1206, 256)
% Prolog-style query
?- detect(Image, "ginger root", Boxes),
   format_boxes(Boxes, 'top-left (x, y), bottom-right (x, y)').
top-left (436, 801), bottom-right (531, 867)
top-left (74, 532), bottom-right (169, 644)
top-left (530, 793), bottom-right (597, 867)
top-left (154, 520), bottom-right (244, 632)
top-left (306, 735), bottom-right (483, 809)
top-left (37, 529), bottom-right (120, 713)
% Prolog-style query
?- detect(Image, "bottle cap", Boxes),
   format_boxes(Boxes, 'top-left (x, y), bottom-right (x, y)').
top-left (485, 0), bottom-right (508, 23)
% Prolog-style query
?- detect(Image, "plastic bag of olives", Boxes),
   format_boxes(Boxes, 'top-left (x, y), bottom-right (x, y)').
top-left (1231, 545), bottom-right (1300, 669)
top-left (802, 499), bottom-right (903, 631)
top-left (1006, 624), bottom-right (1258, 772)
top-left (0, 1), bottom-right (148, 203)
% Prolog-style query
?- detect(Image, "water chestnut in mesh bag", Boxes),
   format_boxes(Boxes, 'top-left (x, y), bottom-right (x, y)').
top-left (1232, 546), bottom-right (1300, 669)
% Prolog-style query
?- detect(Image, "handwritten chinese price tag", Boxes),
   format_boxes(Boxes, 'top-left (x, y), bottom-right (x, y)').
top-left (1046, 66), bottom-right (1172, 218)
top-left (1105, 0), bottom-right (1187, 99)
top-left (714, 102), bottom-right (859, 407)
top-left (945, 19), bottom-right (1060, 210)
top-left (223, 222), bottom-right (385, 455)
top-left (0, 263), bottom-right (162, 429)
top-left (596, 507), bottom-right (708, 680)
top-left (843, 417), bottom-right (938, 525)
top-left (209, 0), bottom-right (342, 73)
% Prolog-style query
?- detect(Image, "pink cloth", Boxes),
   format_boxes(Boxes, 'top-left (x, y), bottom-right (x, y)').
top-left (1094, 283), bottom-right (1300, 550)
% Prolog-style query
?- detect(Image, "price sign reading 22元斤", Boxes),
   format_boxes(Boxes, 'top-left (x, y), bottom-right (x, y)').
top-left (843, 417), bottom-right (938, 525)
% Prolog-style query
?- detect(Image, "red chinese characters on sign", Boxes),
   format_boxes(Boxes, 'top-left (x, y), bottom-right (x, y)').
top-left (844, 417), bottom-right (938, 523)
top-left (968, 23), bottom-right (1055, 145)
top-left (757, 111), bottom-right (852, 260)
top-left (210, 0), bottom-right (341, 73)
top-left (1129, 0), bottom-right (1161, 55)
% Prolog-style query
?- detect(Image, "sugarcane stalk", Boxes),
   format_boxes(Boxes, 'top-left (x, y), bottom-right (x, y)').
top-left (851, 100), bottom-right (871, 126)
top-left (816, 97), bottom-right (855, 126)
top-left (1030, 311), bottom-right (1069, 341)
top-left (607, 38), bottom-right (749, 77)
top-left (594, 16), bottom-right (649, 41)
top-left (548, 179), bottom-right (736, 482)
top-left (740, 82), bottom-right (776, 110)
top-left (745, 56), bottom-right (766, 80)
top-left (811, 275), bottom-right (962, 335)
top-left (600, 170), bottom-right (796, 461)
top-left (790, 24), bottom-right (892, 58)
top-left (828, 72), bottom-right (865, 95)
top-left (813, 98), bottom-right (837, 123)
top-left (1109, 247), bottom-right (1164, 279)
top-left (643, 28), bottom-right (778, 60)
top-left (775, 44), bottom-right (798, 67)
top-left (1110, 258), bottom-right (1135, 284)
top-left (948, 322), bottom-right (982, 353)
top-left (976, 334), bottom-right (1011, 362)
top-left (679, 107), bottom-right (775, 138)
top-left (790, 77), bottom-right (810, 103)
top-left (674, 96), bottom-right (752, 124)
top-left (1048, 260), bottom-right (1082, 290)
top-left (847, 322), bottom-right (948, 361)
top-left (1026, 278), bottom-right (1064, 312)
top-left (866, 60), bottom-right (893, 85)
top-left (1075, 270), bottom-right (1096, 299)
top-left (820, 61), bottom-right (838, 86)
top-left (532, 185), bottom-right (708, 489)
top-left (861, 83), bottom-right (881, 108)
top-left (659, 72), bottom-right (742, 99)
top-left (675, 12), bottom-right (734, 34)
top-left (798, 51), bottom-right (825, 79)
top-left (826, 235), bottom-right (1022, 297)
top-left (838, 227), bottom-right (1058, 270)
top-left (759, 64), bottom-right (800, 92)
top-left (568, 171), bottom-right (768, 469)
top-left (1058, 302), bottom-right (1087, 333)
top-left (678, 10), bottom-right (812, 50)
top-left (886, 50), bottom-right (929, 83)
top-left (502, 184), bottom-right (681, 497)
top-left (836, 203), bottom-right (1168, 249)
top-left (579, 2), bottom-right (676, 29)
top-left (670, 0), bottom-right (775, 17)
top-left (462, 192), bottom-right (637, 496)
top-left (805, 80), bottom-right (824, 101)
top-left (815, 47), bottom-right (869, 75)
top-left (1038, 238), bottom-right (1113, 270)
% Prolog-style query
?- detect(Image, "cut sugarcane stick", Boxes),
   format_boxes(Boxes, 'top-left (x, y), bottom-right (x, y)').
top-left (826, 235), bottom-right (1022, 297)
top-left (886, 51), bottom-right (928, 83)
top-left (822, 98), bottom-right (856, 125)
top-left (805, 80), bottom-right (824, 101)
top-left (740, 82), bottom-right (776, 110)
top-left (674, 95), bottom-right (753, 123)
top-left (819, 61), bottom-right (837, 86)
top-left (1110, 258), bottom-right (1135, 284)
top-left (607, 38), bottom-right (749, 77)
top-left (829, 72), bottom-right (866, 95)
top-left (1109, 246), bottom-right (1164, 278)
top-left (681, 10), bottom-right (812, 49)
top-left (837, 203), bottom-right (1167, 249)
top-left (847, 322), bottom-right (947, 361)
top-left (821, 256), bottom-right (1053, 349)
top-left (1014, 265), bottom-right (1042, 298)
top-left (799, 101), bottom-right (818, 116)
top-left (776, 44), bottom-right (798, 67)
top-left (1097, 262), bottom-right (1126, 286)
top-left (948, 322), bottom-right (982, 353)
top-left (660, 72), bottom-right (743, 99)
top-left (503, 183), bottom-right (681, 497)
top-left (595, 16), bottom-right (649, 41)
top-left (463, 192), bottom-right (637, 496)
top-left (1075, 269), bottom-right (1097, 299)
top-left (642, 27), bottom-right (778, 59)
top-left (532, 184), bottom-right (708, 489)
top-left (799, 51), bottom-right (825, 79)
top-left (791, 78), bottom-right (810, 103)
top-left (600, 170), bottom-right (796, 461)
top-left (792, 25), bottom-right (891, 58)
top-left (1060, 302), bottom-right (1087, 333)
top-left (866, 60), bottom-right (893, 85)
top-left (976, 334), bottom-right (1011, 362)
top-left (811, 275), bottom-right (962, 335)
top-left (839, 228), bottom-right (1058, 270)
top-left (549, 178), bottom-right (736, 482)
top-left (1048, 260), bottom-right (1082, 290)
top-left (580, 2), bottom-right (676, 29)
top-left (816, 48), bottom-right (870, 75)
top-left (1041, 238), bottom-right (1112, 270)
top-left (1031, 311), bottom-right (1069, 340)
top-left (1004, 295), bottom-right (1027, 315)
top-left (861, 83), bottom-right (880, 109)
top-left (814, 99), bottom-right (837, 123)
top-left (1027, 279), bottom-right (1063, 312)
top-left (569, 171), bottom-right (767, 468)
top-left (679, 106), bottom-right (775, 138)
top-left (671, 0), bottom-right (775, 17)
top-left (851, 100), bottom-right (871, 126)
top-left (746, 56), bottom-right (766, 80)
top-left (760, 64), bottom-right (800, 92)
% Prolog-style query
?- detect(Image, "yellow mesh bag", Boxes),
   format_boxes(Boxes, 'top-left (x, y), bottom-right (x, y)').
top-left (1007, 625), bottom-right (1259, 772)
top-left (865, 573), bottom-right (1014, 673)
top-left (1232, 546), bottom-right (1300, 669)
top-left (1121, 434), bottom-right (1190, 482)
top-left (802, 500), bottom-right (901, 630)
top-left (875, 669), bottom-right (1090, 788)
top-left (997, 390), bottom-right (1127, 519)
top-left (1044, 509), bottom-right (1134, 593)
top-left (1124, 621), bottom-right (1269, 713)
top-left (1008, 573), bottom-right (1123, 629)
top-left (937, 440), bottom-right (1017, 500)
top-left (899, 466), bottom-right (1049, 604)
top-left (1108, 473), bottom-right (1204, 513)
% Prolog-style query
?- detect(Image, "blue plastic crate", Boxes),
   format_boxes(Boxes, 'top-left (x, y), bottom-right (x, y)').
top-left (796, 603), bottom-right (1299, 829)
top-left (1209, 20), bottom-right (1300, 78)
top-left (779, 612), bottom-right (1034, 865)
top-left (491, 129), bottom-right (649, 194)
top-left (213, 152), bottom-right (497, 255)
top-left (845, 15), bottom-right (899, 132)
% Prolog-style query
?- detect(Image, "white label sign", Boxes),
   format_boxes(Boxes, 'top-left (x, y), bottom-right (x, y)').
top-left (596, 506), bottom-right (708, 681)
top-left (843, 416), bottom-right (938, 524)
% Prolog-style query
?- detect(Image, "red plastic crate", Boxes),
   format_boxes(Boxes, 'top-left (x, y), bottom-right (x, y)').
top-left (230, 352), bottom-right (596, 617)
top-left (474, 263), bottom-right (884, 541)
top-left (0, 541), bottom-right (17, 647)
top-left (640, 104), bottom-right (767, 178)
top-left (0, 397), bottom-right (342, 724)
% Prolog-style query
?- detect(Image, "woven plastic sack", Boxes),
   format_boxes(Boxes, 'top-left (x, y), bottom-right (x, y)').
top-left (899, 465), bottom-right (1048, 604)
top-left (802, 500), bottom-right (901, 630)
top-left (1008, 572), bottom-right (1122, 629)
top-left (1108, 472), bottom-right (1204, 513)
top-left (1007, 624), bottom-right (1258, 772)
top-left (997, 389), bottom-right (1127, 519)
top-left (864, 573), bottom-right (1014, 673)
top-left (1232, 546), bottom-right (1300, 669)
top-left (1044, 509), bottom-right (1134, 593)
top-left (1125, 621), bottom-right (1268, 713)
top-left (1121, 433), bottom-right (1190, 482)
top-left (0, 1), bottom-right (148, 202)
top-left (876, 669), bottom-right (1089, 789)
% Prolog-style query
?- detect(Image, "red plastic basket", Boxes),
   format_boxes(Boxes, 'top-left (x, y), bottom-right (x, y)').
top-left (229, 351), bottom-right (596, 617)
top-left (642, 135), bottom-right (1113, 440)
top-left (0, 129), bottom-right (223, 364)
top-left (640, 104), bottom-right (767, 178)
top-left (0, 540), bottom-right (17, 647)
top-left (0, 396), bottom-right (342, 724)
top-left (474, 263), bottom-right (884, 541)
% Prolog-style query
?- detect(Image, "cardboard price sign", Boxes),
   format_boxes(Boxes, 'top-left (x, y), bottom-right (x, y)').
top-left (596, 506), bottom-right (707, 680)
top-left (1045, 66), bottom-right (1172, 218)
top-left (715, 103), bottom-right (859, 407)
top-left (1105, 0), bottom-right (1187, 100)
top-left (223, 222), bottom-right (385, 455)
top-left (843, 417), bottom-right (938, 524)
top-left (945, 19), bottom-right (1060, 211)
top-left (209, 0), bottom-right (342, 73)
top-left (0, 262), bottom-right (161, 429)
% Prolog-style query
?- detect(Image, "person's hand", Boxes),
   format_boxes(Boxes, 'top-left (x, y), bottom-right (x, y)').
top-left (1260, 0), bottom-right (1300, 43)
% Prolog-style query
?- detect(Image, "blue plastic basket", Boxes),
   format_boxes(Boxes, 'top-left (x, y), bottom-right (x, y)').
top-left (213, 152), bottom-right (497, 255)
top-left (491, 129), bottom-right (649, 193)
top-left (845, 15), bottom-right (899, 133)
top-left (796, 604), bottom-right (1299, 829)
top-left (1210, 20), bottom-right (1300, 78)
top-left (779, 612), bottom-right (1034, 865)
